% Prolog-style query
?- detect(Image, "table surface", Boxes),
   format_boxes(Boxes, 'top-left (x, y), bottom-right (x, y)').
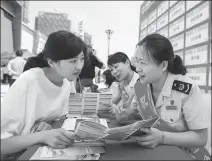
top-left (18, 117), bottom-right (193, 160)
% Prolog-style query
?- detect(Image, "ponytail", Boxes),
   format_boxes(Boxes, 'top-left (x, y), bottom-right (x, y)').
top-left (23, 52), bottom-right (49, 72)
top-left (168, 55), bottom-right (187, 75)
top-left (130, 64), bottom-right (137, 73)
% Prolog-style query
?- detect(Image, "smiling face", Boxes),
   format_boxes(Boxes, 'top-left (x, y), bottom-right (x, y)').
top-left (51, 51), bottom-right (84, 81)
top-left (108, 60), bottom-right (131, 82)
top-left (134, 45), bottom-right (165, 84)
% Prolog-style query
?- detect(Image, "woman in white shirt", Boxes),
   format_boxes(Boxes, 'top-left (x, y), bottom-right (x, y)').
top-left (106, 52), bottom-right (140, 123)
top-left (1, 30), bottom-right (87, 158)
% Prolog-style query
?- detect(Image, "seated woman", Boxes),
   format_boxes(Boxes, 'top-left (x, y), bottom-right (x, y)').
top-left (106, 52), bottom-right (141, 123)
top-left (1, 30), bottom-right (87, 159)
top-left (101, 69), bottom-right (118, 93)
top-left (129, 34), bottom-right (209, 159)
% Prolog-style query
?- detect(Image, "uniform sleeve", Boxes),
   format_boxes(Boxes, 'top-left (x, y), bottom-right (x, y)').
top-left (1, 76), bottom-right (28, 139)
top-left (182, 84), bottom-right (210, 130)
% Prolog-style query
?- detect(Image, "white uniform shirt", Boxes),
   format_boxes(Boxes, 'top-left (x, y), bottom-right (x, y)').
top-left (1, 68), bottom-right (76, 139)
top-left (115, 72), bottom-right (139, 109)
top-left (135, 73), bottom-right (209, 132)
top-left (7, 57), bottom-right (26, 79)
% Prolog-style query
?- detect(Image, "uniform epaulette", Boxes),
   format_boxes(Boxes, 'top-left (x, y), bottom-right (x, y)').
top-left (172, 80), bottom-right (192, 95)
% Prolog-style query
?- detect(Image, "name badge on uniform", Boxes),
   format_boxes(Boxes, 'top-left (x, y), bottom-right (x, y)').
top-left (166, 100), bottom-right (177, 110)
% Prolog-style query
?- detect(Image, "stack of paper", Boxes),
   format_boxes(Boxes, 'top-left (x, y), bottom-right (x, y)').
top-left (68, 93), bottom-right (112, 118)
top-left (75, 120), bottom-right (109, 141)
top-left (98, 93), bottom-right (112, 114)
top-left (83, 93), bottom-right (98, 116)
top-left (69, 93), bottom-right (83, 117)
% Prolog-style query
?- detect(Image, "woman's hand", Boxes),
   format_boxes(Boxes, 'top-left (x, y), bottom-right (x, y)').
top-left (30, 121), bottom-right (52, 133)
top-left (122, 90), bottom-right (135, 109)
top-left (41, 128), bottom-right (80, 149)
top-left (130, 128), bottom-right (163, 149)
top-left (106, 103), bottom-right (119, 115)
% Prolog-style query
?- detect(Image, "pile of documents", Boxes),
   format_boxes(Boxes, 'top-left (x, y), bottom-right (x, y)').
top-left (83, 93), bottom-right (99, 116)
top-left (68, 93), bottom-right (83, 117)
top-left (98, 93), bottom-right (113, 114)
top-left (75, 120), bottom-right (109, 141)
top-left (68, 92), bottom-right (112, 117)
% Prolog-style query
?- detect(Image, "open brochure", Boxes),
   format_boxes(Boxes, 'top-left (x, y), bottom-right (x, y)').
top-left (68, 92), bottom-right (112, 117)
top-left (74, 117), bottom-right (159, 142)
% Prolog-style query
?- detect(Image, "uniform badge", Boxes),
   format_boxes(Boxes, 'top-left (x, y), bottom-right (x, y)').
top-left (172, 80), bottom-right (192, 95)
top-left (166, 100), bottom-right (177, 110)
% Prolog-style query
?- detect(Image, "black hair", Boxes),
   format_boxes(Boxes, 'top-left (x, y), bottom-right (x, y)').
top-left (137, 34), bottom-right (187, 75)
top-left (23, 52), bottom-right (49, 72)
top-left (23, 30), bottom-right (87, 71)
top-left (16, 50), bottom-right (23, 57)
top-left (103, 69), bottom-right (117, 88)
top-left (107, 52), bottom-right (136, 72)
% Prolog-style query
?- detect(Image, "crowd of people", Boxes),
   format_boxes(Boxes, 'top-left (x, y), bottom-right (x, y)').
top-left (1, 30), bottom-right (210, 160)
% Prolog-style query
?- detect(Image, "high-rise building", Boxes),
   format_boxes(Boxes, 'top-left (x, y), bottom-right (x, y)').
top-left (35, 11), bottom-right (71, 37)
top-left (84, 32), bottom-right (92, 45)
top-left (1, 1), bottom-right (22, 54)
top-left (22, 1), bottom-right (29, 24)
top-left (77, 19), bottom-right (85, 40)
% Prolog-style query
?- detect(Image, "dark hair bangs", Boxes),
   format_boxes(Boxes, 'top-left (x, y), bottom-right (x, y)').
top-left (107, 52), bottom-right (128, 66)
top-left (44, 30), bottom-right (87, 61)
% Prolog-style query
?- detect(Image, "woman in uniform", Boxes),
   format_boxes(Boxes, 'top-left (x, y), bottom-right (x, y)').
top-left (1, 31), bottom-right (86, 159)
top-left (130, 34), bottom-right (210, 159)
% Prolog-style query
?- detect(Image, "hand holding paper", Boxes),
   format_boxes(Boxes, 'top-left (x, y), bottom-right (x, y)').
top-left (130, 127), bottom-right (163, 149)
top-left (41, 128), bottom-right (80, 149)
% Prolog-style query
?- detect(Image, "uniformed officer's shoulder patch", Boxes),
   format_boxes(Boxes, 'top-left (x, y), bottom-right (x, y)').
top-left (172, 80), bottom-right (192, 95)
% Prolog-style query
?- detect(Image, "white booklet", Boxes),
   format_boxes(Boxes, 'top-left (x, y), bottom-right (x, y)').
top-left (30, 145), bottom-right (103, 160)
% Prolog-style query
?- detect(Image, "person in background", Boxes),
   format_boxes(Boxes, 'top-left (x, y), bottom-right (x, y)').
top-left (7, 50), bottom-right (26, 86)
top-left (130, 34), bottom-right (209, 159)
top-left (1, 30), bottom-right (86, 159)
top-left (106, 52), bottom-right (140, 124)
top-left (1, 67), bottom-right (3, 83)
top-left (76, 45), bottom-right (106, 93)
top-left (102, 69), bottom-right (118, 93)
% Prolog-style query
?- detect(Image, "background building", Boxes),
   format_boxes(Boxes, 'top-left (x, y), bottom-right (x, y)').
top-left (77, 18), bottom-right (85, 40)
top-left (22, 1), bottom-right (29, 24)
top-left (35, 11), bottom-right (71, 37)
top-left (139, 1), bottom-right (211, 93)
top-left (84, 32), bottom-right (92, 45)
top-left (21, 22), bottom-right (34, 53)
top-left (32, 30), bottom-right (47, 54)
top-left (1, 1), bottom-right (23, 54)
